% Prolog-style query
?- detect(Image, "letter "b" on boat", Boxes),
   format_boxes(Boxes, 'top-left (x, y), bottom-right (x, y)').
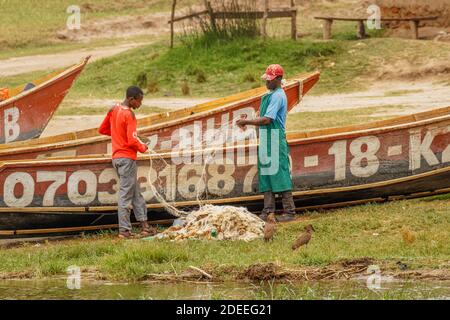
top-left (4, 107), bottom-right (20, 143)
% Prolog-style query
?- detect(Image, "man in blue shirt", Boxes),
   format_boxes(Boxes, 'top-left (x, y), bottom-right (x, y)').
top-left (237, 64), bottom-right (296, 222)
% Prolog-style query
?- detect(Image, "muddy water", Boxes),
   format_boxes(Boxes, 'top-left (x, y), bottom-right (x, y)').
top-left (0, 279), bottom-right (449, 300)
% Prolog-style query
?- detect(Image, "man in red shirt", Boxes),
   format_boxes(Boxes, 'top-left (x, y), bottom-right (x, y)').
top-left (99, 86), bottom-right (155, 238)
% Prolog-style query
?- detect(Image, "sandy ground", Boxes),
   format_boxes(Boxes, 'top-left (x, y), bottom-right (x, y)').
top-left (41, 97), bottom-right (212, 137)
top-left (0, 42), bottom-right (151, 77)
top-left (296, 81), bottom-right (450, 115)
top-left (40, 80), bottom-right (449, 137)
top-left (71, 97), bottom-right (213, 110)
top-left (1, 0), bottom-right (447, 135)
top-left (55, 12), bottom-right (182, 42)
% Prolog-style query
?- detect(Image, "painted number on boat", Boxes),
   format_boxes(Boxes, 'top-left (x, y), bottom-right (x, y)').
top-left (2, 164), bottom-right (257, 207)
top-left (328, 136), bottom-right (381, 181)
top-left (325, 128), bottom-right (450, 181)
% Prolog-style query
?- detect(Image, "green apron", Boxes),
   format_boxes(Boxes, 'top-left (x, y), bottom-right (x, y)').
top-left (257, 91), bottom-right (293, 193)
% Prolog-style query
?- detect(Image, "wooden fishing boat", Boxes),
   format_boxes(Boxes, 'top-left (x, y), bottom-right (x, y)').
top-left (0, 71), bottom-right (320, 160)
top-left (0, 105), bottom-right (449, 237)
top-left (0, 57), bottom-right (89, 144)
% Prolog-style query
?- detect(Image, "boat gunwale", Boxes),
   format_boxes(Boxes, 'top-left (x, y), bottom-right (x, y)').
top-left (0, 75), bottom-right (312, 155)
top-left (287, 106), bottom-right (450, 139)
top-left (0, 109), bottom-right (448, 166)
top-left (0, 56), bottom-right (90, 109)
top-left (0, 92), bottom-right (447, 159)
top-left (0, 165), bottom-right (448, 214)
top-left (0, 71), bottom-right (318, 151)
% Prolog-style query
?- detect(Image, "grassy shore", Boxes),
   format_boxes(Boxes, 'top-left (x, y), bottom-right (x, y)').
top-left (0, 0), bottom-right (195, 52)
top-left (1, 195), bottom-right (449, 282)
top-left (1, 1), bottom-right (449, 290)
top-left (3, 34), bottom-right (449, 114)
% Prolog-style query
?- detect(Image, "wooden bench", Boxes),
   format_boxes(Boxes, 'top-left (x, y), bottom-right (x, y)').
top-left (314, 16), bottom-right (439, 40)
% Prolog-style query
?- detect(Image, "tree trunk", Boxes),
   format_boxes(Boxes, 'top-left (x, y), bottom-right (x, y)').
top-left (203, 0), bottom-right (217, 32)
top-left (323, 19), bottom-right (333, 39)
top-left (291, 0), bottom-right (297, 40)
top-left (262, 0), bottom-right (269, 40)
top-left (410, 20), bottom-right (419, 39)
top-left (357, 20), bottom-right (366, 39)
top-left (170, 0), bottom-right (177, 48)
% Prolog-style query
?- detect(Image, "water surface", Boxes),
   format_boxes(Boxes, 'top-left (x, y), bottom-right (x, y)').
top-left (1, 279), bottom-right (449, 300)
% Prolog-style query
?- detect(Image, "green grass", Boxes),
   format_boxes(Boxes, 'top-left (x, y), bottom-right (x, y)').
top-left (1, 196), bottom-right (449, 282)
top-left (3, 34), bottom-right (449, 108)
top-left (54, 105), bottom-right (167, 116)
top-left (0, 35), bottom-right (159, 61)
top-left (0, 0), bottom-right (195, 52)
top-left (248, 280), bottom-right (447, 300)
top-left (1, 37), bottom-right (340, 98)
top-left (384, 89), bottom-right (424, 97)
top-left (71, 37), bottom-right (343, 99)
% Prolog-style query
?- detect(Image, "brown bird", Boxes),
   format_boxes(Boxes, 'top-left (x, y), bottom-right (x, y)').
top-left (263, 213), bottom-right (277, 242)
top-left (401, 227), bottom-right (416, 244)
top-left (292, 224), bottom-right (315, 250)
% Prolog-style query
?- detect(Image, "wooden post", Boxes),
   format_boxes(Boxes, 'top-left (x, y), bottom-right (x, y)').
top-left (357, 20), bottom-right (366, 39)
top-left (410, 20), bottom-right (419, 39)
top-left (203, 0), bottom-right (217, 32)
top-left (323, 18), bottom-right (333, 39)
top-left (170, 0), bottom-right (177, 48)
top-left (262, 0), bottom-right (269, 40)
top-left (291, 0), bottom-right (297, 40)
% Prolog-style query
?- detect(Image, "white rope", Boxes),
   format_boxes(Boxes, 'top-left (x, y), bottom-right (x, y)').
top-left (147, 148), bottom-right (187, 218)
top-left (144, 79), bottom-right (301, 220)
top-left (145, 114), bottom-right (245, 217)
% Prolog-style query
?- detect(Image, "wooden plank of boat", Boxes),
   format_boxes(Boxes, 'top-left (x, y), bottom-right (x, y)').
top-left (1, 168), bottom-right (449, 238)
top-left (0, 57), bottom-right (90, 144)
top-left (0, 72), bottom-right (320, 160)
top-left (0, 112), bottom-right (448, 209)
top-left (14, 219), bottom-right (174, 236)
top-left (0, 111), bottom-right (448, 237)
top-left (0, 71), bottom-right (320, 149)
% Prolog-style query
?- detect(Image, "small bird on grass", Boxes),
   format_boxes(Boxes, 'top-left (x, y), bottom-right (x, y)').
top-left (263, 213), bottom-right (277, 242)
top-left (292, 224), bottom-right (315, 250)
top-left (396, 261), bottom-right (408, 271)
top-left (401, 228), bottom-right (416, 244)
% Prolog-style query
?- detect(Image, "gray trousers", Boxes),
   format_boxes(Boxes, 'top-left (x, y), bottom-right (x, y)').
top-left (262, 191), bottom-right (296, 215)
top-left (112, 158), bottom-right (147, 232)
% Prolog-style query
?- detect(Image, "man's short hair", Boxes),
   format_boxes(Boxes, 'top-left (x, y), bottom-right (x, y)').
top-left (126, 86), bottom-right (144, 99)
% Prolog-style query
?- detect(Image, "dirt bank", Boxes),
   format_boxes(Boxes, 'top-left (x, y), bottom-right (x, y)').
top-left (55, 12), bottom-right (177, 42)
top-left (42, 97), bottom-right (212, 136)
top-left (298, 81), bottom-right (450, 115)
top-left (39, 81), bottom-right (449, 137)
top-left (1, 259), bottom-right (449, 283)
top-left (0, 42), bottom-right (151, 77)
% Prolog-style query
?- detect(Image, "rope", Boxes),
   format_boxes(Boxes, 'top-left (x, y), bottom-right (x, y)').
top-left (145, 80), bottom-right (303, 217)
top-left (146, 148), bottom-right (187, 218)
top-left (146, 114), bottom-right (248, 217)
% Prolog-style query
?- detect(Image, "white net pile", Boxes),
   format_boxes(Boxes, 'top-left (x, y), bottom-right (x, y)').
top-left (142, 83), bottom-right (307, 242)
top-left (154, 204), bottom-right (265, 242)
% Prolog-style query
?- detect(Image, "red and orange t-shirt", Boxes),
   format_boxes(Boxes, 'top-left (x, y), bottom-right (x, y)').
top-left (98, 103), bottom-right (148, 160)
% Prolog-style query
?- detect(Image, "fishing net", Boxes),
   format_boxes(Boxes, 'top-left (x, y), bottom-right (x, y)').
top-left (153, 204), bottom-right (265, 241)
top-left (145, 139), bottom-right (265, 242)
top-left (144, 81), bottom-right (303, 241)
